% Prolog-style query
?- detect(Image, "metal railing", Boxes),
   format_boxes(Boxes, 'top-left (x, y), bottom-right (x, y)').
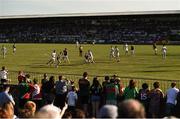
top-left (7, 70), bottom-right (180, 93)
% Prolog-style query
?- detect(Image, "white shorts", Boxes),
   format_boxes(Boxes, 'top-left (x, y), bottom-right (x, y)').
top-left (52, 57), bottom-right (56, 62)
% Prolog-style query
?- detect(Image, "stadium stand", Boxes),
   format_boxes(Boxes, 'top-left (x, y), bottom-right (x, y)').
top-left (0, 14), bottom-right (180, 44)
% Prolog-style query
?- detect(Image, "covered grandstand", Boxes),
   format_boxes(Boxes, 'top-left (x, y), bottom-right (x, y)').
top-left (0, 12), bottom-right (180, 44)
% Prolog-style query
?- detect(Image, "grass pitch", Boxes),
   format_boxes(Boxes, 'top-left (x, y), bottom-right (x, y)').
top-left (0, 43), bottom-right (180, 81)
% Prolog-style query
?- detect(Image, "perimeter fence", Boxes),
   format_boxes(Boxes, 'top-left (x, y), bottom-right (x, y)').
top-left (5, 70), bottom-right (180, 93)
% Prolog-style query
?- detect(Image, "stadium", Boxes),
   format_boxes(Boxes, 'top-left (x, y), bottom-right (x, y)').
top-left (0, 0), bottom-right (180, 118)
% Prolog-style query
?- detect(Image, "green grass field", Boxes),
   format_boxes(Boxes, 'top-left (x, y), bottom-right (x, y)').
top-left (0, 43), bottom-right (180, 81)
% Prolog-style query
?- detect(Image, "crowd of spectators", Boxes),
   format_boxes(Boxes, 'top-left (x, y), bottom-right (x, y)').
top-left (0, 15), bottom-right (180, 43)
top-left (1, 69), bottom-right (180, 118)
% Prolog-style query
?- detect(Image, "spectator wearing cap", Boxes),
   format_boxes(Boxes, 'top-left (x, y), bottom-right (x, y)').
top-left (165, 82), bottom-right (179, 116)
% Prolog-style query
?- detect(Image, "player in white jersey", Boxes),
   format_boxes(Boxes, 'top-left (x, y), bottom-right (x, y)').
top-left (124, 43), bottom-right (129, 55)
top-left (47, 50), bottom-right (56, 66)
top-left (76, 41), bottom-right (79, 48)
top-left (88, 50), bottom-right (95, 63)
top-left (162, 44), bottom-right (167, 59)
top-left (114, 46), bottom-right (120, 62)
top-left (109, 46), bottom-right (115, 60)
top-left (1, 45), bottom-right (7, 59)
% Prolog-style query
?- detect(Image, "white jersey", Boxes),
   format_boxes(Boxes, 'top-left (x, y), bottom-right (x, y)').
top-left (110, 47), bottom-right (115, 54)
top-left (162, 46), bottom-right (167, 53)
top-left (0, 70), bottom-right (8, 79)
top-left (1, 47), bottom-right (7, 53)
top-left (115, 48), bottom-right (120, 57)
top-left (76, 41), bottom-right (79, 47)
top-left (125, 44), bottom-right (128, 51)
top-left (88, 51), bottom-right (93, 58)
top-left (52, 52), bottom-right (56, 60)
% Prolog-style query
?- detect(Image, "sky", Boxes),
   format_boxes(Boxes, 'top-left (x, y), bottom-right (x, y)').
top-left (0, 0), bottom-right (180, 17)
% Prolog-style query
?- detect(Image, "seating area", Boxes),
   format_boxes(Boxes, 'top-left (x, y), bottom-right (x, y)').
top-left (0, 14), bottom-right (180, 43)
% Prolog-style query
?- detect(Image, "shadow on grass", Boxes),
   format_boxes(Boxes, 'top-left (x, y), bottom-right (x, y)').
top-left (29, 62), bottom-right (85, 68)
top-left (134, 69), bottom-right (180, 73)
top-left (147, 64), bottom-right (180, 69)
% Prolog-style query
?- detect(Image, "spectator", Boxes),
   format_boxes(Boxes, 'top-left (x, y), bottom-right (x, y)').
top-left (0, 66), bottom-right (9, 84)
top-left (0, 85), bottom-right (15, 107)
top-left (105, 78), bottom-right (119, 105)
top-left (25, 74), bottom-right (31, 83)
top-left (18, 71), bottom-right (25, 84)
top-left (78, 72), bottom-right (90, 116)
top-left (102, 76), bottom-right (110, 105)
top-left (115, 78), bottom-right (124, 102)
top-left (123, 79), bottom-right (138, 99)
top-left (62, 110), bottom-right (72, 119)
top-left (0, 101), bottom-right (16, 118)
top-left (42, 76), bottom-right (55, 105)
top-left (137, 83), bottom-right (150, 114)
top-left (71, 108), bottom-right (86, 118)
top-left (54, 75), bottom-right (68, 109)
top-left (118, 99), bottom-right (145, 118)
top-left (32, 78), bottom-right (42, 110)
top-left (175, 90), bottom-right (180, 117)
top-left (66, 86), bottom-right (78, 112)
top-left (36, 103), bottom-right (68, 118)
top-left (32, 79), bottom-right (41, 99)
top-left (98, 105), bottom-right (118, 118)
top-left (148, 81), bottom-right (164, 118)
top-left (41, 73), bottom-right (48, 85)
top-left (18, 101), bottom-right (36, 118)
top-left (90, 77), bottom-right (102, 117)
top-left (17, 77), bottom-right (30, 108)
top-left (165, 82), bottom-right (179, 116)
